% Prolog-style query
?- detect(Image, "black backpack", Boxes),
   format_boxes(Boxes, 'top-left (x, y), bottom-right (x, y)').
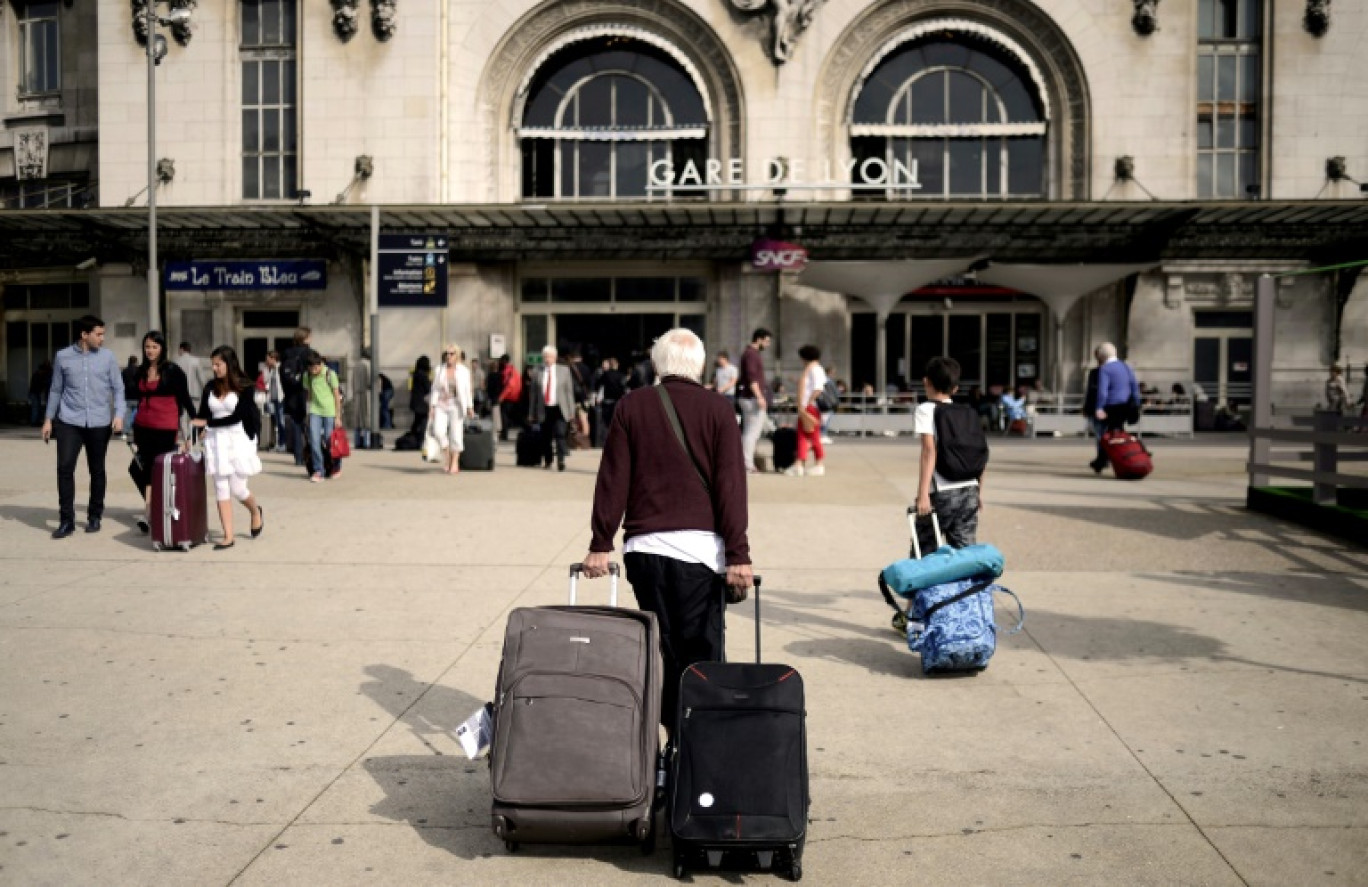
top-left (932, 402), bottom-right (989, 482)
top-left (280, 350), bottom-right (306, 393)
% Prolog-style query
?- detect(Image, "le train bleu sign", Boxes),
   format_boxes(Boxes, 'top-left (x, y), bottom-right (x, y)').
top-left (165, 260), bottom-right (326, 291)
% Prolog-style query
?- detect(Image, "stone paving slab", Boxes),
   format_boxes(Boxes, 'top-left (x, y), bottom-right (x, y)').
top-left (0, 433), bottom-right (1365, 886)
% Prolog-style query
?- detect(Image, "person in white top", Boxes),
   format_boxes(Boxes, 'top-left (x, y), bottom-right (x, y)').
top-left (191, 346), bottom-right (264, 550)
top-left (913, 356), bottom-right (984, 552)
top-left (430, 344), bottom-right (474, 475)
top-left (787, 344), bottom-right (827, 477)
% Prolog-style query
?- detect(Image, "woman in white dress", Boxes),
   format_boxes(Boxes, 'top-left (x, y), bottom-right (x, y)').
top-left (192, 346), bottom-right (264, 550)
top-left (430, 344), bottom-right (474, 475)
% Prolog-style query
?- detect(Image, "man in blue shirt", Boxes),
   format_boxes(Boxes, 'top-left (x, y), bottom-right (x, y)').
top-left (41, 315), bottom-right (126, 538)
top-left (1089, 342), bottom-right (1141, 474)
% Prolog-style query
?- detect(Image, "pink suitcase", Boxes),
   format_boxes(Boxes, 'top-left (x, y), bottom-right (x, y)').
top-left (150, 448), bottom-right (209, 551)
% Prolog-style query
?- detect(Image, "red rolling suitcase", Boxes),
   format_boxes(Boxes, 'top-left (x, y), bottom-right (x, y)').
top-left (150, 440), bottom-right (209, 551)
top-left (1102, 429), bottom-right (1153, 480)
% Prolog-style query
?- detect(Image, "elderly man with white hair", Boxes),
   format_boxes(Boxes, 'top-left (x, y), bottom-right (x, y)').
top-left (581, 328), bottom-right (754, 733)
top-left (529, 344), bottom-right (577, 471)
top-left (1089, 341), bottom-right (1141, 473)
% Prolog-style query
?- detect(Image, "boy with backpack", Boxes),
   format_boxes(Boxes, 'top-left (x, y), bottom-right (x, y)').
top-left (914, 357), bottom-right (989, 552)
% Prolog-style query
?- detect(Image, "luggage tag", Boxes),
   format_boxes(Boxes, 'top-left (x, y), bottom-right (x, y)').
top-left (455, 702), bottom-right (494, 760)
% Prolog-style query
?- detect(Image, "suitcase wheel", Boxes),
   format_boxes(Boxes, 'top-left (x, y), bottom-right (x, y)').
top-left (151, 541), bottom-right (162, 552)
top-left (789, 860), bottom-right (803, 881)
top-left (673, 858), bottom-right (687, 880)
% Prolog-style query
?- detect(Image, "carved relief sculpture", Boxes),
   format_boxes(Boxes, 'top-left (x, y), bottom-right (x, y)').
top-left (1131, 0), bottom-right (1158, 36)
top-left (15, 128), bottom-right (50, 181)
top-left (371, 0), bottom-right (397, 42)
top-left (331, 0), bottom-right (360, 42)
top-left (730, 0), bottom-right (826, 64)
top-left (131, 0), bottom-right (149, 45)
top-left (130, 0), bottom-right (196, 47)
top-left (169, 0), bottom-right (195, 47)
top-left (1304, 0), bottom-right (1331, 37)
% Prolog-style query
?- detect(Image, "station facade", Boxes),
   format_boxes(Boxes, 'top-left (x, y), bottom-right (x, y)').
top-left (2, 0), bottom-right (1366, 419)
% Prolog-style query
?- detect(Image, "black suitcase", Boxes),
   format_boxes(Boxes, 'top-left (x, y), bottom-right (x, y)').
top-left (669, 577), bottom-right (809, 881)
top-left (772, 427), bottom-right (798, 472)
top-left (516, 428), bottom-right (542, 467)
top-left (459, 421), bottom-right (496, 471)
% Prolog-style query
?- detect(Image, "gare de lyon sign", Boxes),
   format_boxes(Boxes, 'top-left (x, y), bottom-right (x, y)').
top-left (650, 157), bottom-right (922, 273)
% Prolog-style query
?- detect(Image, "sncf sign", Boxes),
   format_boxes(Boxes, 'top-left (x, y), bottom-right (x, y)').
top-left (751, 238), bottom-right (808, 272)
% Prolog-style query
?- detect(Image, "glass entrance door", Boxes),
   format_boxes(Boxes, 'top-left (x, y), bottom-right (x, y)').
top-left (6, 318), bottom-right (75, 404)
top-left (1193, 310), bottom-right (1253, 408)
top-left (854, 308), bottom-right (1044, 395)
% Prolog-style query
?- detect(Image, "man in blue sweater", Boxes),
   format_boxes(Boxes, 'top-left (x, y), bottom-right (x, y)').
top-left (1089, 342), bottom-right (1140, 474)
top-left (42, 315), bottom-right (125, 537)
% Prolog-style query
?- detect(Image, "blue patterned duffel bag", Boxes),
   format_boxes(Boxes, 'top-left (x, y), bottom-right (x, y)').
top-left (906, 576), bottom-right (1025, 673)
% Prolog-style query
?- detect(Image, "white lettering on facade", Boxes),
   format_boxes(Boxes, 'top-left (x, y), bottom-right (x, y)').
top-left (645, 156), bottom-right (921, 189)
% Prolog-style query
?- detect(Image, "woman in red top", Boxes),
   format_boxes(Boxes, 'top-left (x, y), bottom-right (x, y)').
top-left (128, 330), bottom-right (196, 534)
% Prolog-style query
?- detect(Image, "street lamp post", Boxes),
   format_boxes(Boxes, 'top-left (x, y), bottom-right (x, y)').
top-left (144, 3), bottom-right (190, 333)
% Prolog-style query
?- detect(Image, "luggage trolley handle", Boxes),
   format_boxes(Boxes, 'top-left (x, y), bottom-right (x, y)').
top-left (720, 574), bottom-right (764, 664)
top-left (568, 562), bottom-right (620, 607)
top-left (907, 507), bottom-right (944, 560)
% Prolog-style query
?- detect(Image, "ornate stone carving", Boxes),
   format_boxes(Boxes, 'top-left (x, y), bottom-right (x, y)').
top-left (169, 0), bottom-right (195, 47)
top-left (1304, 0), bottom-right (1330, 37)
top-left (15, 128), bottom-right (49, 181)
top-left (331, 0), bottom-right (360, 42)
top-left (1131, 0), bottom-right (1158, 36)
top-left (130, 0), bottom-right (196, 48)
top-left (131, 0), bottom-right (149, 46)
top-left (729, 0), bottom-right (826, 64)
top-left (371, 0), bottom-right (397, 42)
top-left (1183, 273), bottom-right (1252, 303)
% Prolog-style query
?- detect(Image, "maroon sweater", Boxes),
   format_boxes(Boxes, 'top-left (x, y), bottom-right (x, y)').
top-left (590, 377), bottom-right (751, 565)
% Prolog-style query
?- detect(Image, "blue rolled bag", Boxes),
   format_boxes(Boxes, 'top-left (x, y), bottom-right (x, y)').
top-left (879, 510), bottom-right (1024, 673)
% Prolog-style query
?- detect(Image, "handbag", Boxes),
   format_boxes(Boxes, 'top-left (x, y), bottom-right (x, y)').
top-left (330, 425), bottom-right (351, 459)
top-left (797, 407), bottom-right (820, 433)
top-left (420, 427), bottom-right (441, 462)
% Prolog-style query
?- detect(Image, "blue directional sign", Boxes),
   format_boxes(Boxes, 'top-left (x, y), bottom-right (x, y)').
top-left (378, 233), bottom-right (448, 307)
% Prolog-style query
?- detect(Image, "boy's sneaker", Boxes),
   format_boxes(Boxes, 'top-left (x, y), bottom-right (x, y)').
top-left (783, 464), bottom-right (805, 477)
top-left (808, 464), bottom-right (825, 476)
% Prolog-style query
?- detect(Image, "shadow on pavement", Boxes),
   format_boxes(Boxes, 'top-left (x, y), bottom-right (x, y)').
top-left (0, 503), bottom-right (62, 533)
top-left (1136, 570), bottom-right (1368, 614)
top-left (359, 665), bottom-right (672, 874)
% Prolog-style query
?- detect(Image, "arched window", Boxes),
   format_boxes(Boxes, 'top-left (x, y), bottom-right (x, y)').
top-left (850, 34), bottom-right (1047, 199)
top-left (520, 36), bottom-right (708, 200)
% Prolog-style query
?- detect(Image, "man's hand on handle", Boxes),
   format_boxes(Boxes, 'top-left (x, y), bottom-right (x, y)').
top-left (581, 550), bottom-right (611, 579)
top-left (725, 564), bottom-right (753, 603)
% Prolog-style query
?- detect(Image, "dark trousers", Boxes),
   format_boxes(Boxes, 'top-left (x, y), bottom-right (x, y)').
top-left (915, 485), bottom-right (981, 553)
top-left (379, 390), bottom-right (394, 429)
top-left (624, 552), bottom-right (725, 732)
top-left (540, 404), bottom-right (568, 467)
top-left (128, 425), bottom-right (178, 499)
top-left (54, 419), bottom-right (112, 524)
top-left (498, 401), bottom-right (516, 441)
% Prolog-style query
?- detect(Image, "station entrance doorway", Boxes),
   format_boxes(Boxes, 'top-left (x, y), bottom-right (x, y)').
top-left (518, 272), bottom-right (708, 370)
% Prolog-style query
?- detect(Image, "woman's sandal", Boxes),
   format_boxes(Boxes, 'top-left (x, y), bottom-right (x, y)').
top-left (251, 506), bottom-right (264, 539)
top-left (214, 540), bottom-right (235, 550)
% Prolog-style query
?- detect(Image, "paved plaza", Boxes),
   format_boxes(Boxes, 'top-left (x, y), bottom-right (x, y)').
top-left (0, 430), bottom-right (1364, 886)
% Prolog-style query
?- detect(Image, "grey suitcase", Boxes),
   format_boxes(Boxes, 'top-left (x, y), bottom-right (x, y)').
top-left (490, 563), bottom-right (663, 851)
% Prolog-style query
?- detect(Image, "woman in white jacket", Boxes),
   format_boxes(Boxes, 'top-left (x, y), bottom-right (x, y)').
top-left (431, 344), bottom-right (474, 474)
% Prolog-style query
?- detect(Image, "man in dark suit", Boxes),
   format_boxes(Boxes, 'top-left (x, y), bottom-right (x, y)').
top-left (529, 345), bottom-right (577, 471)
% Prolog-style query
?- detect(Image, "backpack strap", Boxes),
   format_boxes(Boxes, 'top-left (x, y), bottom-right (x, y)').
top-left (920, 580), bottom-right (1026, 635)
top-left (655, 385), bottom-right (711, 497)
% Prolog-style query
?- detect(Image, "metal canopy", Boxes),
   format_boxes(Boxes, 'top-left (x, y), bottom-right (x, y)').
top-left (1, 200), bottom-right (1366, 269)
top-left (976, 262), bottom-right (1158, 394)
top-left (800, 257), bottom-right (986, 395)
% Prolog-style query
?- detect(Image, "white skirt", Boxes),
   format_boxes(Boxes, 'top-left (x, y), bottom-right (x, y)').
top-left (203, 424), bottom-right (262, 478)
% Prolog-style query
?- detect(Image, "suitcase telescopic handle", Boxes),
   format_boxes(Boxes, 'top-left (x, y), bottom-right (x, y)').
top-left (906, 507), bottom-right (944, 559)
top-left (752, 574), bottom-right (762, 664)
top-left (568, 562), bottom-right (619, 607)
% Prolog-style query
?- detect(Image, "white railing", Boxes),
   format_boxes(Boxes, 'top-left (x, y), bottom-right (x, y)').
top-left (776, 392), bottom-right (1194, 438)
